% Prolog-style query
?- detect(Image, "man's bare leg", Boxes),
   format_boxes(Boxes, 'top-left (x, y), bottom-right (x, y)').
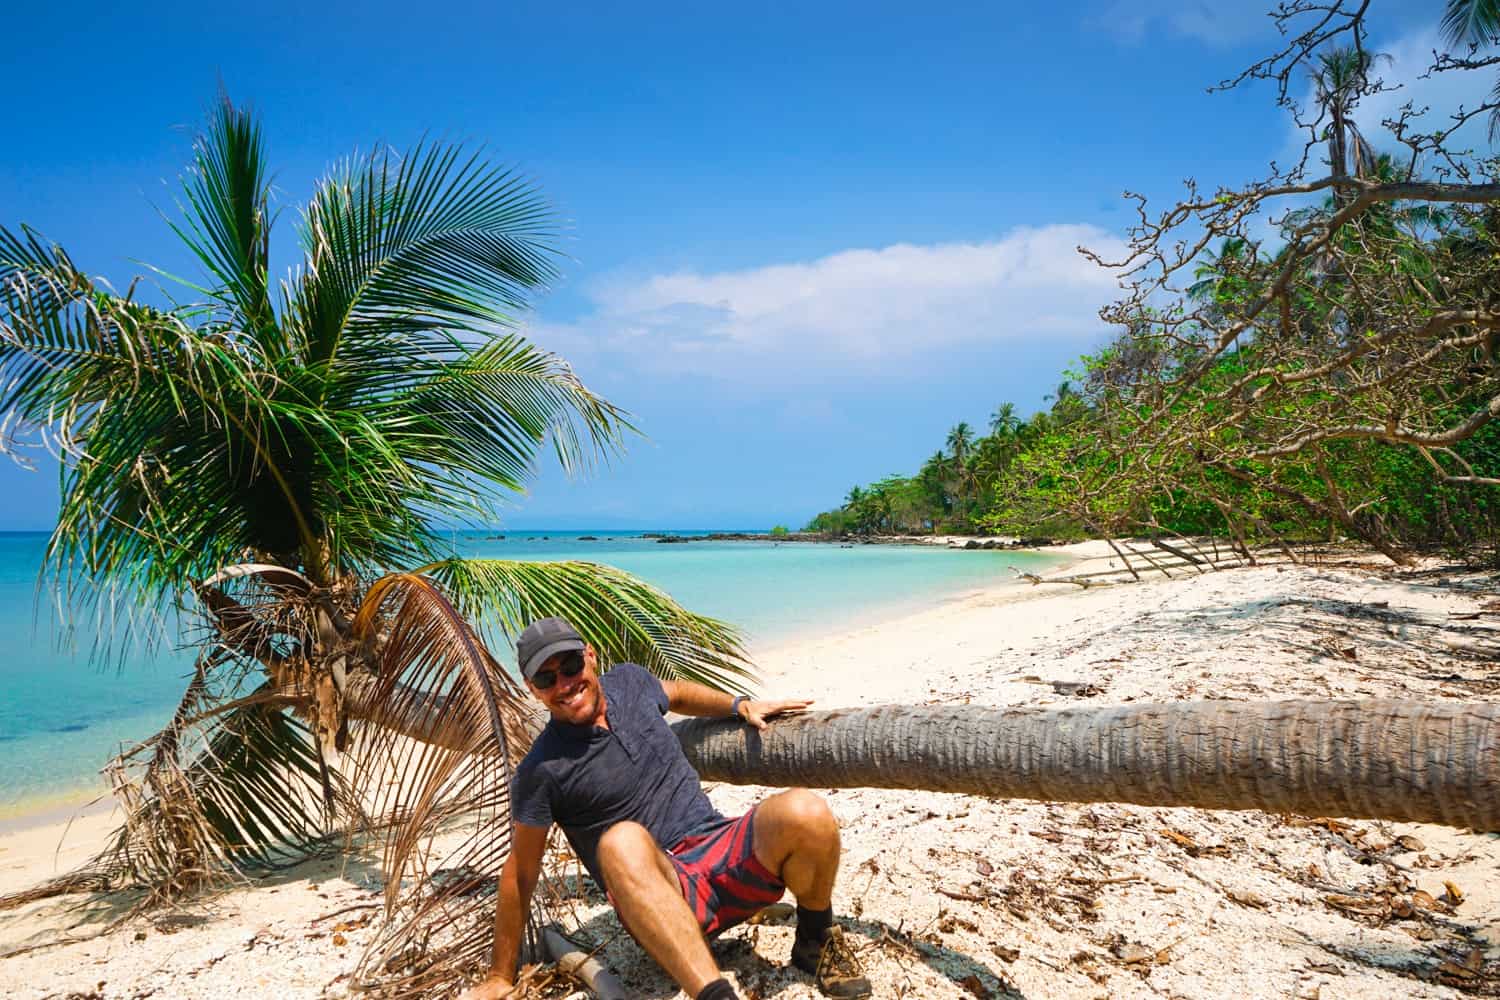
top-left (752, 788), bottom-right (871, 998)
top-left (750, 787), bottom-right (840, 906)
top-left (596, 821), bottom-right (720, 995)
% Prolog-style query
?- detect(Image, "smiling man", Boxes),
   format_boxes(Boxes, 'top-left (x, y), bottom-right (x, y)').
top-left (463, 616), bottom-right (870, 1000)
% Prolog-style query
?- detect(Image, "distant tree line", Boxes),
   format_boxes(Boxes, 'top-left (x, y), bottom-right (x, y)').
top-left (810, 0), bottom-right (1500, 563)
top-left (804, 390), bottom-right (1090, 537)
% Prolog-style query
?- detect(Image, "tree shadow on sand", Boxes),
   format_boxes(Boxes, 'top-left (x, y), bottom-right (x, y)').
top-left (1310, 931), bottom-right (1500, 994)
top-left (0, 841), bottom-right (386, 960)
top-left (563, 904), bottom-right (1026, 999)
top-left (1090, 568), bottom-right (1500, 702)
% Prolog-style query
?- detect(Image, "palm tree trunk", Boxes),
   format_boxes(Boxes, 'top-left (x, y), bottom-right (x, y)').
top-left (672, 701), bottom-right (1500, 830)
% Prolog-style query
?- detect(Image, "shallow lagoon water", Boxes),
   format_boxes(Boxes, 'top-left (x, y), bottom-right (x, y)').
top-left (0, 530), bottom-right (1060, 814)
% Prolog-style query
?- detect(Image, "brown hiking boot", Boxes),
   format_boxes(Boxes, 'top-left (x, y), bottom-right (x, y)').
top-left (790, 926), bottom-right (872, 999)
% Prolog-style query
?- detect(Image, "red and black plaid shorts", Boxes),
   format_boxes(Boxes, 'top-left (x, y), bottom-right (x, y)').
top-left (666, 808), bottom-right (786, 937)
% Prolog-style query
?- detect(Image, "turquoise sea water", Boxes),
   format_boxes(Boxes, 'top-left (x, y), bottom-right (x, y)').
top-left (0, 530), bottom-right (1059, 815)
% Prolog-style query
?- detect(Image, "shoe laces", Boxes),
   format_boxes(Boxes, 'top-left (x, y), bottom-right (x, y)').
top-left (817, 926), bottom-right (865, 981)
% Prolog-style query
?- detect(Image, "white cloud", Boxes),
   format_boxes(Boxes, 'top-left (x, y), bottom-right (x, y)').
top-left (532, 225), bottom-right (1126, 382)
top-left (1362, 28), bottom-right (1496, 152)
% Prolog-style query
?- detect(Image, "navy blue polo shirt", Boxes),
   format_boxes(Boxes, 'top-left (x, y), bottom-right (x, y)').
top-left (510, 662), bottom-right (723, 888)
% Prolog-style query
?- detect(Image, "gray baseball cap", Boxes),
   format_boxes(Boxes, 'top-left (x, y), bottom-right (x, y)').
top-left (516, 616), bottom-right (586, 680)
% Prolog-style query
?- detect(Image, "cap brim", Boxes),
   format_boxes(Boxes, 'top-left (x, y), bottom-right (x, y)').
top-left (522, 637), bottom-right (586, 679)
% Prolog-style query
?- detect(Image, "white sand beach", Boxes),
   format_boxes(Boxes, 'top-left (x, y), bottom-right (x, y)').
top-left (2, 543), bottom-right (1499, 998)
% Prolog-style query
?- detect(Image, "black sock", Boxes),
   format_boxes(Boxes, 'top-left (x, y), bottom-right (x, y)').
top-left (795, 904), bottom-right (834, 945)
top-left (696, 978), bottom-right (737, 1000)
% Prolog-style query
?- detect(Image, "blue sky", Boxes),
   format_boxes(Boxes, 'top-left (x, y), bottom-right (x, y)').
top-left (0, 2), bottom-right (1454, 529)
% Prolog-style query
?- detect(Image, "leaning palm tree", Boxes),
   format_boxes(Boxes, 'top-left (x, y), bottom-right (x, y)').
top-left (675, 699), bottom-right (1500, 831)
top-left (0, 96), bottom-right (753, 993)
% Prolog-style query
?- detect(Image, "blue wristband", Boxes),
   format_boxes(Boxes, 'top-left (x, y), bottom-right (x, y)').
top-left (730, 695), bottom-right (748, 719)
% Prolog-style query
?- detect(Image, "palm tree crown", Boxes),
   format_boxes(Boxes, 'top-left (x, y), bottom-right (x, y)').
top-left (945, 421), bottom-right (974, 464)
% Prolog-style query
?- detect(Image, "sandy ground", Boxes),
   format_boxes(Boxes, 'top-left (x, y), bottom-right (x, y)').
top-left (2, 541), bottom-right (1499, 999)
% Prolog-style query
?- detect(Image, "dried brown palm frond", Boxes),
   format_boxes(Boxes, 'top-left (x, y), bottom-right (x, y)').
top-left (0, 646), bottom-right (352, 917)
top-left (346, 572), bottom-right (544, 998)
top-left (191, 561), bottom-right (363, 801)
top-left (103, 669), bottom-right (347, 912)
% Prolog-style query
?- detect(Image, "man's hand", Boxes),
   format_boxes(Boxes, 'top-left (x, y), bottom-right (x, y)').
top-left (738, 697), bottom-right (813, 731)
top-left (458, 973), bottom-right (515, 1000)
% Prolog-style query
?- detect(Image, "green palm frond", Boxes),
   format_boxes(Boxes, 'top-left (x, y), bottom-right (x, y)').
top-left (0, 225), bottom-right (93, 325)
top-left (0, 243), bottom-right (316, 598)
top-left (167, 94), bottom-right (276, 342)
top-left (288, 139), bottom-right (560, 369)
top-left (425, 557), bottom-right (756, 694)
top-left (98, 654), bottom-right (342, 906)
top-left (382, 335), bottom-right (633, 491)
top-left (1442, 0), bottom-right (1500, 48)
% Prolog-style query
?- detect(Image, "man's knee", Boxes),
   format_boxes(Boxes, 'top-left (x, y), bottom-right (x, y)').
top-left (765, 788), bottom-right (838, 840)
top-left (596, 821), bottom-right (660, 875)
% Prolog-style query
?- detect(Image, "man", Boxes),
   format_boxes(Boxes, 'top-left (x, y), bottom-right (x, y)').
top-left (462, 616), bottom-right (871, 1000)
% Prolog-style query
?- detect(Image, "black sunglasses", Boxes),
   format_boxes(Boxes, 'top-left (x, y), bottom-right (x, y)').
top-left (531, 650), bottom-right (585, 691)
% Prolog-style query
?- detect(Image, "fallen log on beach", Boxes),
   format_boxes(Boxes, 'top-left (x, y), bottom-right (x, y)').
top-left (674, 700), bottom-right (1500, 831)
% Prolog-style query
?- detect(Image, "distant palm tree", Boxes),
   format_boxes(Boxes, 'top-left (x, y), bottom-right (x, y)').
top-left (1044, 380), bottom-right (1074, 403)
top-left (1188, 237), bottom-right (1257, 308)
top-left (1309, 46), bottom-right (1388, 206)
top-left (989, 401), bottom-right (1020, 438)
top-left (946, 421), bottom-right (975, 465)
top-left (943, 422), bottom-right (977, 520)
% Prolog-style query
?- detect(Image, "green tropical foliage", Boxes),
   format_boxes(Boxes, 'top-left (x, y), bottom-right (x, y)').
top-left (804, 392), bottom-right (1092, 537)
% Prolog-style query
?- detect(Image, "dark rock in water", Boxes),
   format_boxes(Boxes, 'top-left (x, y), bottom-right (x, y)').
top-left (656, 535), bottom-right (690, 543)
top-left (643, 532), bottom-right (665, 538)
top-left (1018, 536), bottom-right (1056, 547)
top-left (578, 535), bottom-right (599, 541)
top-left (485, 534), bottom-right (506, 540)
top-left (982, 540), bottom-right (1000, 549)
top-left (963, 539), bottom-right (981, 549)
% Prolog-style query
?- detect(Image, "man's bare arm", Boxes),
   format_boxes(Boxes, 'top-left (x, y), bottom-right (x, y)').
top-left (461, 822), bottom-right (549, 999)
top-left (661, 678), bottom-right (812, 731)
